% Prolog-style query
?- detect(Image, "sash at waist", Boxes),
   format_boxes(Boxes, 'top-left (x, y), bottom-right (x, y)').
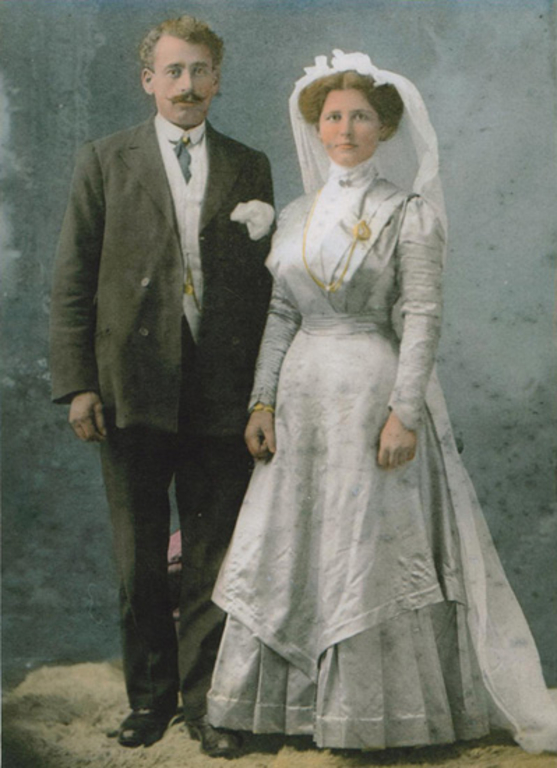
top-left (300, 313), bottom-right (391, 336)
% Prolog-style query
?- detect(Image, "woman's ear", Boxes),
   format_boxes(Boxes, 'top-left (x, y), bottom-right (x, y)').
top-left (379, 124), bottom-right (395, 141)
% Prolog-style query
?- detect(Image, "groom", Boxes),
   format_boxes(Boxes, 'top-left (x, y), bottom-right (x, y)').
top-left (49, 14), bottom-right (274, 757)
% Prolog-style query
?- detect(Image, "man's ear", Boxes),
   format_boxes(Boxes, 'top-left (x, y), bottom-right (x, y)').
top-left (210, 67), bottom-right (221, 96)
top-left (142, 68), bottom-right (154, 95)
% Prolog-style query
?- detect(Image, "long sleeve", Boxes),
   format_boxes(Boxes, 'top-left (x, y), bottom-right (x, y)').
top-left (248, 278), bottom-right (301, 409)
top-left (388, 196), bottom-right (445, 430)
top-left (49, 141), bottom-right (106, 402)
top-left (243, 151), bottom-right (275, 308)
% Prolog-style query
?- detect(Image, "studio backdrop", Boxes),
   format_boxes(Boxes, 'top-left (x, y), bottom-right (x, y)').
top-left (2, 0), bottom-right (556, 687)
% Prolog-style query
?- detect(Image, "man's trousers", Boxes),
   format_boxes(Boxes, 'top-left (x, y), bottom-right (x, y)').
top-left (100, 424), bottom-right (252, 720)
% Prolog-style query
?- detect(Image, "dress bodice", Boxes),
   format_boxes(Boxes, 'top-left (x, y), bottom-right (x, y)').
top-left (251, 174), bottom-right (446, 429)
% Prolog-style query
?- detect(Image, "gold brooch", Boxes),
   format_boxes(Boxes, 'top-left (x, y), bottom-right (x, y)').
top-left (353, 221), bottom-right (371, 241)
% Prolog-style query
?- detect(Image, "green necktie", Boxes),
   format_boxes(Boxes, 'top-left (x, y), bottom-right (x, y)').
top-left (174, 136), bottom-right (192, 183)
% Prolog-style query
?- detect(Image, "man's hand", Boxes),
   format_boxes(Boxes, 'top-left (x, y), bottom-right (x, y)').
top-left (69, 391), bottom-right (107, 442)
top-left (377, 410), bottom-right (416, 469)
top-left (245, 411), bottom-right (276, 461)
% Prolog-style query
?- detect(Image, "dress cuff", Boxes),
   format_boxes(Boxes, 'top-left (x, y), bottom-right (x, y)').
top-left (386, 397), bottom-right (423, 432)
top-left (248, 391), bottom-right (277, 412)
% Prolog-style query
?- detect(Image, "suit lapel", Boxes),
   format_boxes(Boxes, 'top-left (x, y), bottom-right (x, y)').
top-left (117, 119), bottom-right (242, 235)
top-left (118, 119), bottom-right (177, 231)
top-left (200, 123), bottom-right (242, 233)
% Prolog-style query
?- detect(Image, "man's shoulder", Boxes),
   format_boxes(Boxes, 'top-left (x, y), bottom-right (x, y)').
top-left (206, 124), bottom-right (268, 162)
top-left (71, 120), bottom-right (156, 174)
top-left (87, 119), bottom-right (154, 153)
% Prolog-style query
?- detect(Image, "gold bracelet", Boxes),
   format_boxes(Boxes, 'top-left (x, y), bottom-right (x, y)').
top-left (252, 402), bottom-right (275, 414)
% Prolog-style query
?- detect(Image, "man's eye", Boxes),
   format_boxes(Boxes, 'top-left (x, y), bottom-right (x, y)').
top-left (192, 65), bottom-right (210, 77)
top-left (168, 68), bottom-right (181, 78)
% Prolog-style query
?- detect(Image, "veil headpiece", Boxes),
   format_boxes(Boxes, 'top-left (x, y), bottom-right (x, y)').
top-left (289, 49), bottom-right (447, 236)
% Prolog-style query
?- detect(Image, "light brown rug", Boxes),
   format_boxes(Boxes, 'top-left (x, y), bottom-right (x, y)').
top-left (3, 662), bottom-right (556, 767)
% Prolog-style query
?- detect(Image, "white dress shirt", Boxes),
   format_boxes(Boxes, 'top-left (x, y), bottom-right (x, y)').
top-left (154, 113), bottom-right (209, 342)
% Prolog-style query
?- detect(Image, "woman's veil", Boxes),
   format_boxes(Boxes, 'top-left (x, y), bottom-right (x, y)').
top-left (288, 50), bottom-right (447, 238)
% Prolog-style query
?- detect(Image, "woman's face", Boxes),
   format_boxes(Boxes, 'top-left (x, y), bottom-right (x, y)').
top-left (318, 88), bottom-right (384, 167)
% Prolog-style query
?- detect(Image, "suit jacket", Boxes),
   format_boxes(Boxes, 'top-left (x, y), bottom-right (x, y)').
top-left (49, 119), bottom-right (273, 435)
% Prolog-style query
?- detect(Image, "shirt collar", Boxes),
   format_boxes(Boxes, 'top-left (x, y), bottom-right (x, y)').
top-left (327, 156), bottom-right (378, 189)
top-left (155, 113), bottom-right (206, 147)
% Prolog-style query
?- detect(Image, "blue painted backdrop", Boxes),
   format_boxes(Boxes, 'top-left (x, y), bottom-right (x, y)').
top-left (2, 0), bottom-right (556, 686)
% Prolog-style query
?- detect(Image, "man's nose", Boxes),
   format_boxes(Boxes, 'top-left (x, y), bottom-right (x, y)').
top-left (178, 68), bottom-right (193, 91)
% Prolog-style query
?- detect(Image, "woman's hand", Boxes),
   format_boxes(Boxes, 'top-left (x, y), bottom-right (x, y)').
top-left (245, 411), bottom-right (276, 461)
top-left (377, 410), bottom-right (416, 470)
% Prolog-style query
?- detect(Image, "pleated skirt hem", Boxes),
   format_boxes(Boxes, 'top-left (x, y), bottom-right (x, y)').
top-left (208, 601), bottom-right (491, 750)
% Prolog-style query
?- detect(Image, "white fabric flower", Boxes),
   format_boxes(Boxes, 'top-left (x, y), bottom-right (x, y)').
top-left (230, 200), bottom-right (275, 241)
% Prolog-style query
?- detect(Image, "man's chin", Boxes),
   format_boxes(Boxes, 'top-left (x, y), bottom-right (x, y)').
top-left (169, 107), bottom-right (205, 130)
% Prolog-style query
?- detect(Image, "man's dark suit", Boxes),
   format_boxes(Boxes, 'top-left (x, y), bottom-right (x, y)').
top-left (50, 118), bottom-right (273, 718)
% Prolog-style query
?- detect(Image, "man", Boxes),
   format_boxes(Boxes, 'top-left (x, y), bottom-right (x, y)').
top-left (49, 15), bottom-right (274, 757)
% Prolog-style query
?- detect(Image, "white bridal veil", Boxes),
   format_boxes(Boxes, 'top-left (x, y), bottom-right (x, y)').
top-left (289, 49), bottom-right (447, 235)
top-left (287, 50), bottom-right (557, 754)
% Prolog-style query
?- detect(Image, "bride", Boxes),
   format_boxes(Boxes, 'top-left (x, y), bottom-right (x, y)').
top-left (206, 50), bottom-right (557, 754)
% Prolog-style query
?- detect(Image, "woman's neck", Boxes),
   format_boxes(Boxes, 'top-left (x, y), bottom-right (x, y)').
top-left (327, 156), bottom-right (377, 188)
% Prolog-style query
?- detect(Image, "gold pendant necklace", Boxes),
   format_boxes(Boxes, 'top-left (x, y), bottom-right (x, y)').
top-left (302, 189), bottom-right (372, 293)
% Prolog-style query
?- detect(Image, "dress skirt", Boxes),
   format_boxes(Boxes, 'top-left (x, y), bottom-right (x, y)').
top-left (209, 603), bottom-right (490, 749)
top-left (208, 320), bottom-right (557, 752)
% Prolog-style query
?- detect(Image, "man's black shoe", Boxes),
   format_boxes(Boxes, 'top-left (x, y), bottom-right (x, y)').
top-left (186, 714), bottom-right (242, 758)
top-left (117, 708), bottom-right (174, 748)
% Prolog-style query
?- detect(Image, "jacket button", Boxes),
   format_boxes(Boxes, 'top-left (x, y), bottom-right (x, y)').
top-left (141, 277), bottom-right (150, 287)
top-left (139, 327), bottom-right (149, 337)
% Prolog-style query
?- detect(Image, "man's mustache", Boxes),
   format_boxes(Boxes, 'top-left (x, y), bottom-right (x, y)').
top-left (171, 92), bottom-right (204, 105)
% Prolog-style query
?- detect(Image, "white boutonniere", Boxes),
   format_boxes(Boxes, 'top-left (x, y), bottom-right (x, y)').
top-left (230, 200), bottom-right (275, 241)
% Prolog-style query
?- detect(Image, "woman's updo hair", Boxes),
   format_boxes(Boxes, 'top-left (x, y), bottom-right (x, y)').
top-left (298, 71), bottom-right (404, 140)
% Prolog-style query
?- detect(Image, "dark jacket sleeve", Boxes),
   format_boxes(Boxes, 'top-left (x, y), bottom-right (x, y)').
top-left (245, 150), bottom-right (275, 297)
top-left (252, 151), bottom-right (274, 209)
top-left (49, 142), bottom-right (105, 403)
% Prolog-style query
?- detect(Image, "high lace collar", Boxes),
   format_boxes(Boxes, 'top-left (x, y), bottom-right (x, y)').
top-left (326, 157), bottom-right (378, 190)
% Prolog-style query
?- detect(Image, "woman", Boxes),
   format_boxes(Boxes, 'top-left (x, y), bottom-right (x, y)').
top-left (207, 51), bottom-right (557, 753)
